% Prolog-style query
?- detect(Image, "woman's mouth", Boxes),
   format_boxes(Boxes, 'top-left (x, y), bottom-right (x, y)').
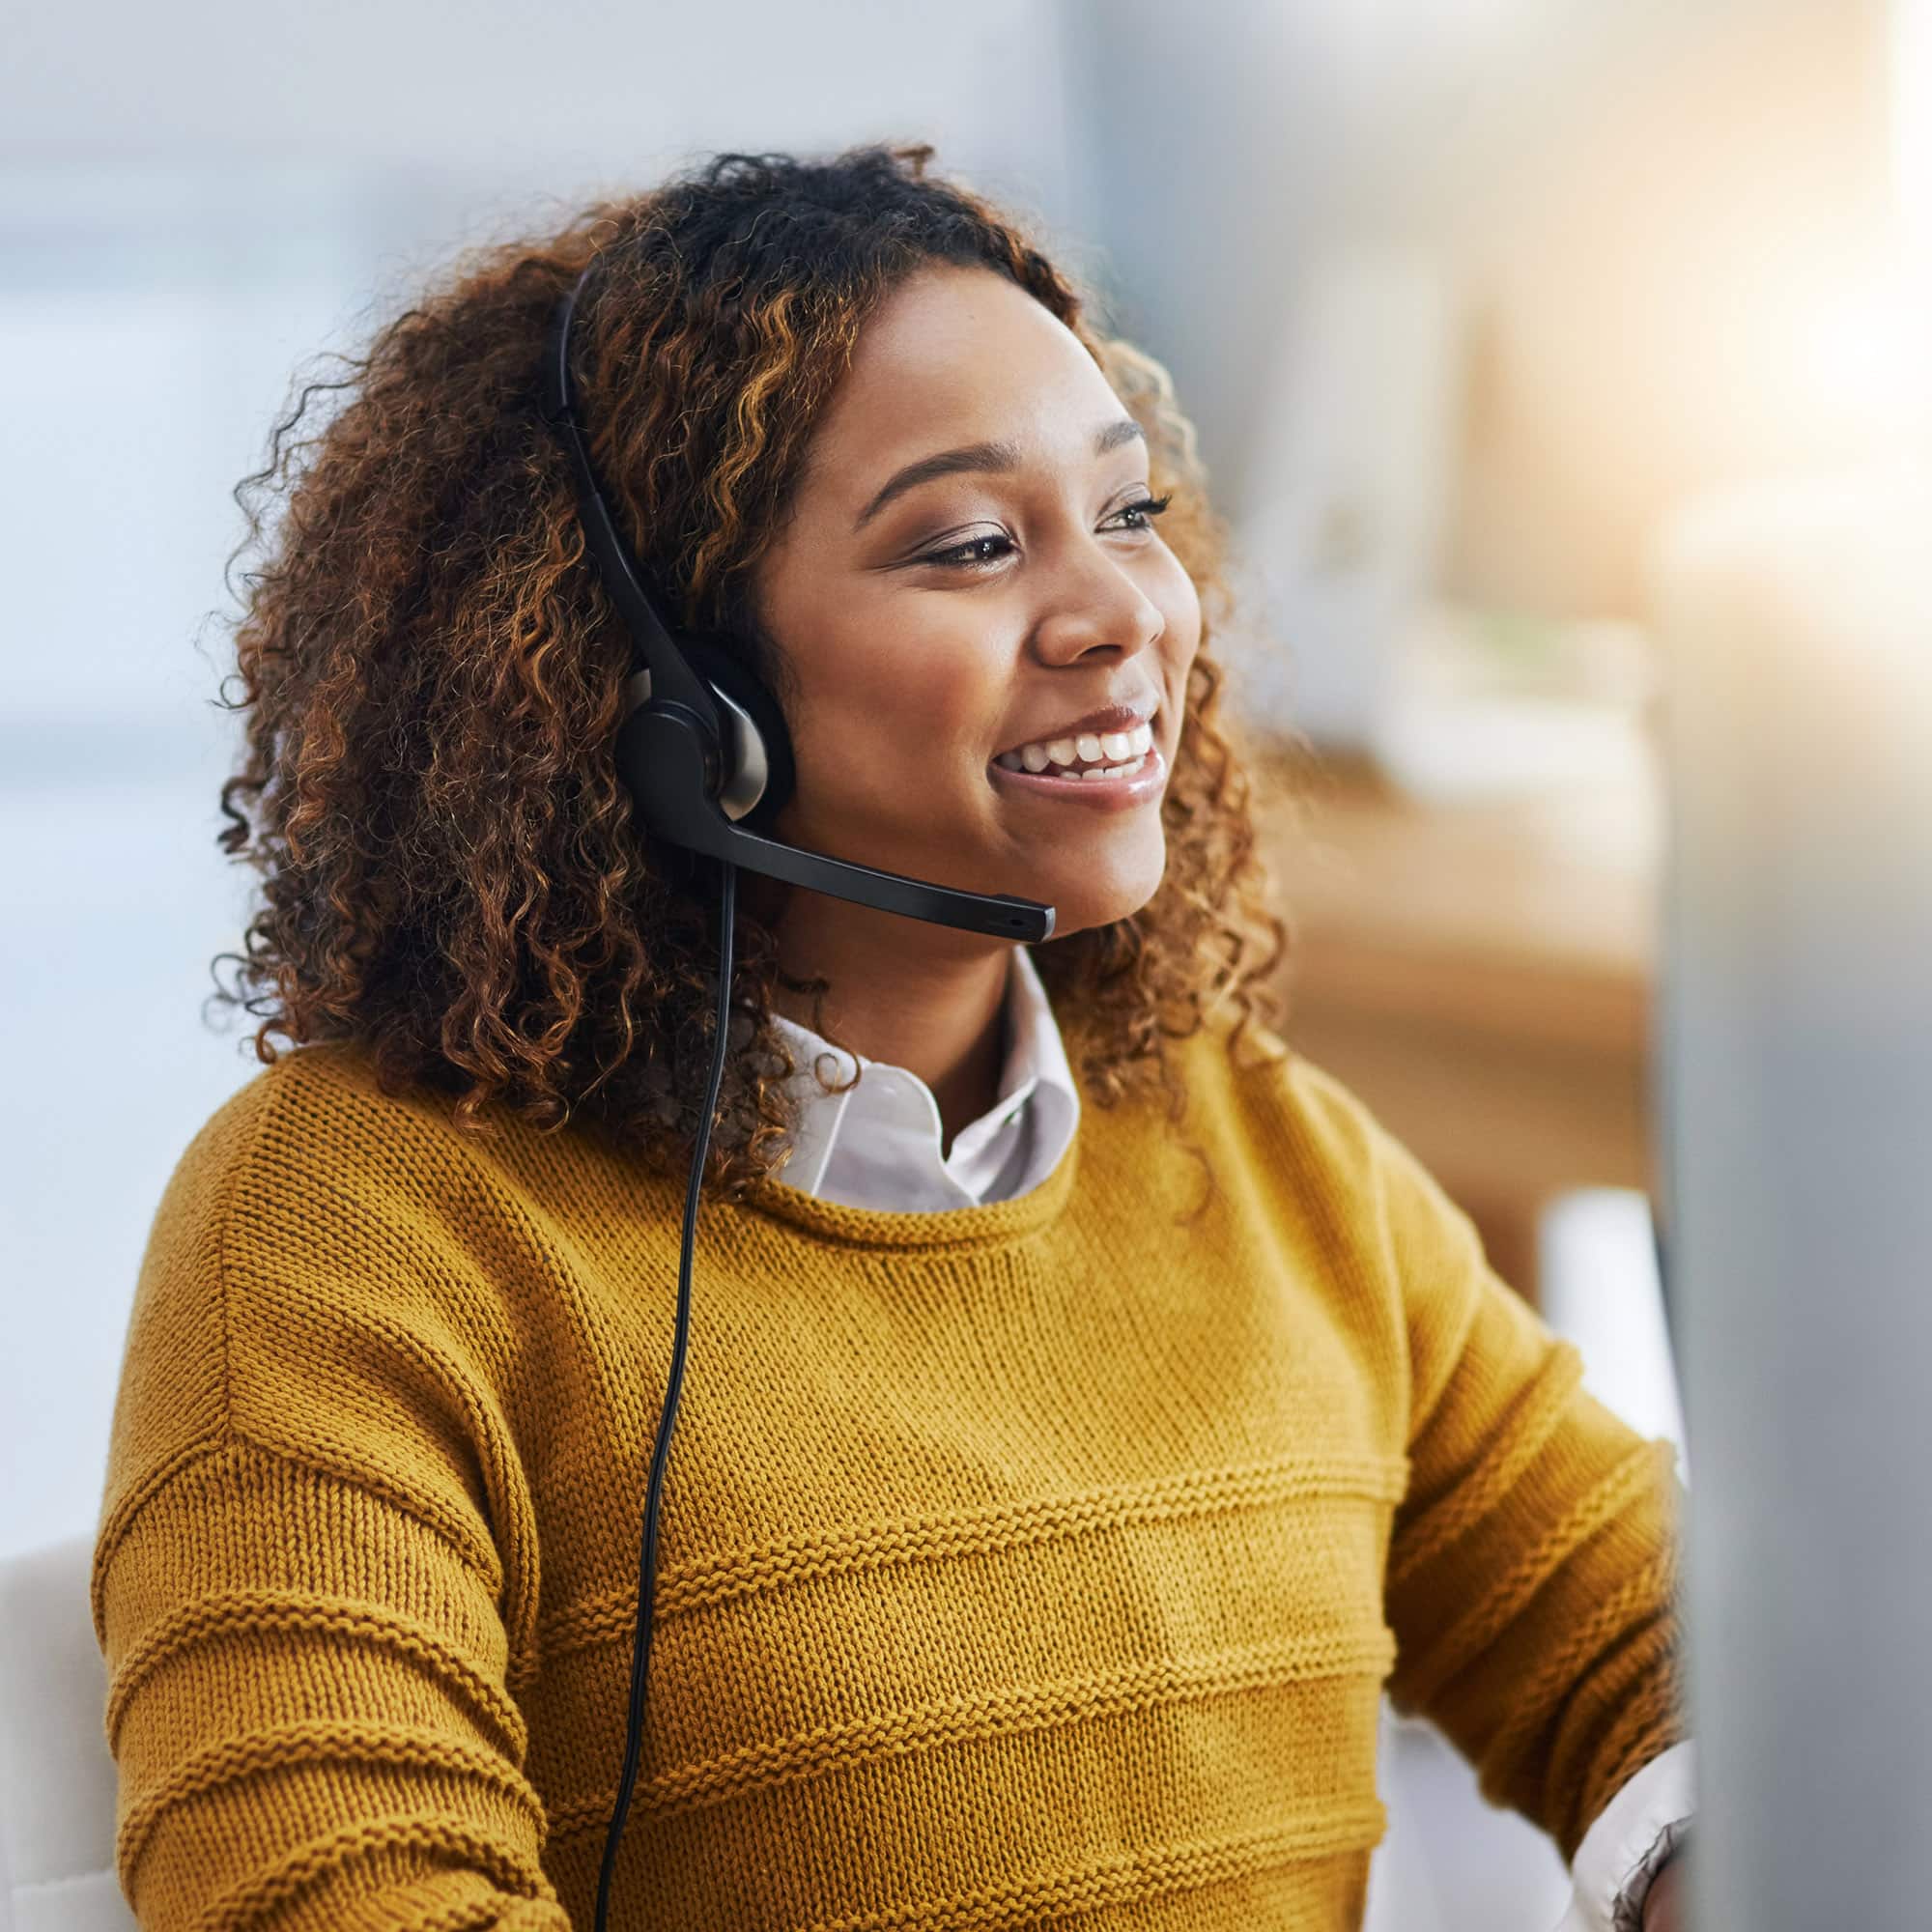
top-left (992, 717), bottom-right (1155, 779)
top-left (987, 739), bottom-right (1166, 810)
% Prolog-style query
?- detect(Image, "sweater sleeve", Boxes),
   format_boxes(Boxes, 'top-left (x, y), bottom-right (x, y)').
top-left (1292, 1055), bottom-right (1689, 1867)
top-left (91, 1074), bottom-right (574, 1932)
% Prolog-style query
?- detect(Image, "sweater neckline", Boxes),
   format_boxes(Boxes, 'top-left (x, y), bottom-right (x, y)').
top-left (739, 1119), bottom-right (1082, 1248)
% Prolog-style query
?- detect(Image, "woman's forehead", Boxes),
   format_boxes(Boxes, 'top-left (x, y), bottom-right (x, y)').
top-left (810, 269), bottom-right (1123, 494)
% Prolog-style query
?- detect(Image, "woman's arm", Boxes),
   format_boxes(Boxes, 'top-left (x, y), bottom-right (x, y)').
top-left (92, 1065), bottom-right (571, 1930)
top-left (1289, 1056), bottom-right (1689, 1868)
top-left (95, 1435), bottom-right (571, 1931)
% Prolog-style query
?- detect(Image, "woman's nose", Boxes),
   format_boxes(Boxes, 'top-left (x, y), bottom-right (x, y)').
top-left (1028, 552), bottom-right (1166, 665)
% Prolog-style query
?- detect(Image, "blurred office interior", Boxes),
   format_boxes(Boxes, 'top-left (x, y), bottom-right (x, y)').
top-left (4, 2), bottom-right (1927, 1925)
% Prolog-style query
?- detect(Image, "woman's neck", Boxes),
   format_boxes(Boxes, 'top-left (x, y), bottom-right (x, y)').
top-left (767, 895), bottom-right (1015, 1157)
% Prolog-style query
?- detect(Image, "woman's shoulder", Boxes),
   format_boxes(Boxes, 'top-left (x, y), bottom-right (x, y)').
top-left (102, 1040), bottom-right (526, 1625)
top-left (1182, 1001), bottom-right (1386, 1157)
top-left (122, 1041), bottom-right (543, 1455)
top-left (174, 1037), bottom-right (508, 1209)
top-left (205, 1034), bottom-right (454, 1139)
top-left (1179, 1003), bottom-right (1466, 1236)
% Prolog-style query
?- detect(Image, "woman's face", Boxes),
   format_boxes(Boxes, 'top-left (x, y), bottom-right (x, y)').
top-left (752, 263), bottom-right (1202, 943)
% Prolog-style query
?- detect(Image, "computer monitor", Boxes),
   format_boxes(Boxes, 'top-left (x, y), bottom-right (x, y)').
top-left (1653, 467), bottom-right (1932, 1928)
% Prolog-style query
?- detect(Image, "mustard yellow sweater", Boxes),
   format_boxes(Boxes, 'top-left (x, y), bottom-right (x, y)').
top-left (94, 1016), bottom-right (1685, 1930)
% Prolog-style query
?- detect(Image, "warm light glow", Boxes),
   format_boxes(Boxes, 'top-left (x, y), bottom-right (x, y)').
top-left (1792, 264), bottom-right (1932, 447)
top-left (1897, 0), bottom-right (1932, 246)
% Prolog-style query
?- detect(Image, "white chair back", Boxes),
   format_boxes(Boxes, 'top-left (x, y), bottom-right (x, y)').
top-left (0, 1535), bottom-right (136, 1931)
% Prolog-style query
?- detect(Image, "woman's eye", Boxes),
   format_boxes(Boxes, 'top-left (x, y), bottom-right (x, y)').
top-left (1112, 492), bottom-right (1174, 531)
top-left (918, 493), bottom-right (1174, 572)
top-left (923, 530), bottom-right (1016, 570)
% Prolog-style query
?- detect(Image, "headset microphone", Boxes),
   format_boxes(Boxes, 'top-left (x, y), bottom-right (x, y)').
top-left (539, 257), bottom-right (1055, 1931)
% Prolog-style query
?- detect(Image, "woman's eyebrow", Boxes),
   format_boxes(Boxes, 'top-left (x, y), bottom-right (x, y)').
top-left (851, 417), bottom-right (1147, 534)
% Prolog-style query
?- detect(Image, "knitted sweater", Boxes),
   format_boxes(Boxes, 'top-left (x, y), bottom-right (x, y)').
top-left (93, 1016), bottom-right (1687, 1930)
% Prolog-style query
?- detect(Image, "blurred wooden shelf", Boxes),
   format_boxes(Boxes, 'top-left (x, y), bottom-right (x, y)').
top-left (1250, 739), bottom-right (1662, 1303)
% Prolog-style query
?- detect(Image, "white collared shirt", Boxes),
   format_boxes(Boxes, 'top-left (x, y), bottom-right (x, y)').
top-left (766, 943), bottom-right (1692, 1927)
top-left (768, 943), bottom-right (1079, 1210)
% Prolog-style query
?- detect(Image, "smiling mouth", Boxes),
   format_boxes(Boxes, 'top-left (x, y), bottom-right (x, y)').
top-left (986, 741), bottom-right (1167, 804)
top-left (992, 715), bottom-right (1157, 779)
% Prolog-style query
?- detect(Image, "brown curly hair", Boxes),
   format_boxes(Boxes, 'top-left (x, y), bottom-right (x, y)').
top-left (210, 140), bottom-right (1294, 1202)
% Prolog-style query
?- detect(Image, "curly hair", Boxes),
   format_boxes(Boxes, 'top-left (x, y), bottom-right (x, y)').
top-left (209, 140), bottom-right (1294, 1203)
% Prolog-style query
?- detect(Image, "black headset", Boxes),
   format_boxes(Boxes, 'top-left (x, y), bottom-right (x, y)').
top-left (539, 255), bottom-right (1056, 1931)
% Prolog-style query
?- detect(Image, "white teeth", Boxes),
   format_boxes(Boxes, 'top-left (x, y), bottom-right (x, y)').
top-left (997, 718), bottom-right (1158, 774)
top-left (996, 750), bottom-right (1151, 783)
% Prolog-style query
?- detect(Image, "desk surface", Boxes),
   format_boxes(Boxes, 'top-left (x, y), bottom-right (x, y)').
top-left (1253, 741), bottom-right (1660, 1050)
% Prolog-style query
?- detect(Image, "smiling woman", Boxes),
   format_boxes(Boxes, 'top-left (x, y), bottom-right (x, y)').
top-left (193, 141), bottom-right (1285, 1198)
top-left (93, 140), bottom-right (1690, 1932)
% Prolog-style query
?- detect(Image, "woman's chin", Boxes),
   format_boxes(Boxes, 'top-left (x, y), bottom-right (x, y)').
top-left (1027, 857), bottom-right (1167, 938)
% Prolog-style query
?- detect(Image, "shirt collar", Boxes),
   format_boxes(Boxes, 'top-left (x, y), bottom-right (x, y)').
top-left (769, 945), bottom-right (1080, 1210)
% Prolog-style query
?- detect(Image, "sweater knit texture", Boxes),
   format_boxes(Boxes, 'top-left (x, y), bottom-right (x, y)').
top-left (93, 1013), bottom-right (1687, 1930)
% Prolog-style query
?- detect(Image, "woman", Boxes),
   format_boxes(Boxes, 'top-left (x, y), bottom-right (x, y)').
top-left (93, 144), bottom-right (1690, 1930)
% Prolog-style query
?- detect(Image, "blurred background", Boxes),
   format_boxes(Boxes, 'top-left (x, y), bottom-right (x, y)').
top-left (5, 1), bottom-right (1929, 1925)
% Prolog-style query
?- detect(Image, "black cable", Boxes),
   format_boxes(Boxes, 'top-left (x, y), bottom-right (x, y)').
top-left (594, 857), bottom-right (737, 1932)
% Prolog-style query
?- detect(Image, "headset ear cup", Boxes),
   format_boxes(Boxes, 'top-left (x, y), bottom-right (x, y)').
top-left (676, 638), bottom-right (797, 835)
